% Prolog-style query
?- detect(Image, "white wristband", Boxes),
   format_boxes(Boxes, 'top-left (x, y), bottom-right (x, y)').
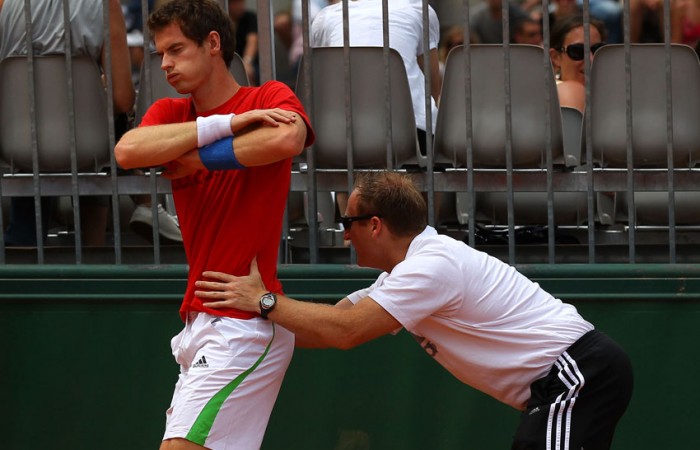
top-left (196, 113), bottom-right (235, 148)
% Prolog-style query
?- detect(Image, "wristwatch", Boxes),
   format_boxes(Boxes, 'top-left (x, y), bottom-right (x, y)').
top-left (259, 292), bottom-right (277, 319)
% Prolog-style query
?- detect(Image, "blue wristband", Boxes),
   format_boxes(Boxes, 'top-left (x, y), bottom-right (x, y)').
top-left (198, 136), bottom-right (245, 170)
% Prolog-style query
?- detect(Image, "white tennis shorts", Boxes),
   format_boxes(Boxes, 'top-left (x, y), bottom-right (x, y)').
top-left (163, 312), bottom-right (294, 450)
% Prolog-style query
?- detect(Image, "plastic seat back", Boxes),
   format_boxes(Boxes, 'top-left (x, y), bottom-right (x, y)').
top-left (435, 44), bottom-right (564, 168)
top-left (298, 47), bottom-right (418, 169)
top-left (590, 44), bottom-right (700, 167)
top-left (0, 55), bottom-right (110, 172)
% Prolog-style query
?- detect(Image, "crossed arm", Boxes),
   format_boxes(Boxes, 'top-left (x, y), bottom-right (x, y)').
top-left (194, 259), bottom-right (401, 349)
top-left (114, 109), bottom-right (306, 176)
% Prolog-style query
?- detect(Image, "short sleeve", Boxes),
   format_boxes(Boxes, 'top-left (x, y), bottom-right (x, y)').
top-left (367, 253), bottom-right (463, 330)
top-left (345, 273), bottom-right (388, 304)
top-left (138, 97), bottom-right (191, 127)
top-left (259, 81), bottom-right (316, 147)
top-left (428, 6), bottom-right (440, 49)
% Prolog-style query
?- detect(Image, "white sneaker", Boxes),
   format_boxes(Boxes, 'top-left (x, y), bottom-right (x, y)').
top-left (129, 203), bottom-right (183, 243)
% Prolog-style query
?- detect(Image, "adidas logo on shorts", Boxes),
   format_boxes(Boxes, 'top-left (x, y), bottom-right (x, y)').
top-left (192, 356), bottom-right (209, 368)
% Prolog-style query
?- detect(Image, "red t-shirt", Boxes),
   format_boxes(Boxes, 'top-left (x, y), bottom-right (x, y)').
top-left (140, 81), bottom-right (314, 321)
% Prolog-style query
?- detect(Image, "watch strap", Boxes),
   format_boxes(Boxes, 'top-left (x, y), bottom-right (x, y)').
top-left (260, 292), bottom-right (277, 319)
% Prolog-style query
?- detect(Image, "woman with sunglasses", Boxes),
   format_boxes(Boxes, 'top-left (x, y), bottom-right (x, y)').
top-left (549, 14), bottom-right (607, 112)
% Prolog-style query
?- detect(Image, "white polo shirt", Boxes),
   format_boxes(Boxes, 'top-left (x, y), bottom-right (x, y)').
top-left (347, 226), bottom-right (594, 410)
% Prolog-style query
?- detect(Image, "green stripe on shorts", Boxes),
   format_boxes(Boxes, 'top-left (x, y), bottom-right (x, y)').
top-left (186, 323), bottom-right (276, 446)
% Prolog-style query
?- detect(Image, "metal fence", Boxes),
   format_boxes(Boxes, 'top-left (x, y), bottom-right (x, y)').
top-left (1, 0), bottom-right (698, 265)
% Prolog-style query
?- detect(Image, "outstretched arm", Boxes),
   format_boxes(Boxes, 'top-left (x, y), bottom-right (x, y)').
top-left (114, 108), bottom-right (303, 170)
top-left (195, 259), bottom-right (400, 349)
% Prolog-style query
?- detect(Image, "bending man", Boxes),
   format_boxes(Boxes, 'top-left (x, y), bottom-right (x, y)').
top-left (196, 171), bottom-right (633, 450)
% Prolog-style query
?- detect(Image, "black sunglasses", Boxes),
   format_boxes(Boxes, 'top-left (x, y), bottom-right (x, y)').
top-left (559, 42), bottom-right (606, 61)
top-left (341, 213), bottom-right (381, 230)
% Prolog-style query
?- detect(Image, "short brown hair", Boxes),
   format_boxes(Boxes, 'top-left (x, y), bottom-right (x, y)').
top-left (354, 171), bottom-right (427, 237)
top-left (148, 0), bottom-right (236, 68)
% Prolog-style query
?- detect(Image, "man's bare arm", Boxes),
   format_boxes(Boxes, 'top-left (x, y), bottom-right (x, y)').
top-left (258, 295), bottom-right (399, 350)
top-left (114, 108), bottom-right (302, 170)
top-left (106, 0), bottom-right (135, 114)
top-left (290, 299), bottom-right (350, 348)
top-left (194, 261), bottom-right (400, 350)
top-left (417, 48), bottom-right (442, 103)
top-left (231, 112), bottom-right (306, 167)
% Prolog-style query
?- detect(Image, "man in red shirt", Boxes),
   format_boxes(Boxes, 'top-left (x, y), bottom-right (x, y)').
top-left (115, 1), bottom-right (314, 449)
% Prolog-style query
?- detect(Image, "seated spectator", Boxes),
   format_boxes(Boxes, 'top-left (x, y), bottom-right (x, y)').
top-left (549, 14), bottom-right (607, 112)
top-left (228, 0), bottom-right (259, 85)
top-left (0, 0), bottom-right (180, 246)
top-left (311, 0), bottom-right (442, 220)
top-left (469, 0), bottom-right (528, 44)
top-left (0, 0), bottom-right (134, 246)
top-left (311, 0), bottom-right (440, 154)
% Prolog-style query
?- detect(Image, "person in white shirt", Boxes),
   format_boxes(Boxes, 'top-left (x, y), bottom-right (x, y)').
top-left (195, 171), bottom-right (633, 450)
top-left (310, 0), bottom-right (441, 153)
top-left (310, 0), bottom-right (442, 217)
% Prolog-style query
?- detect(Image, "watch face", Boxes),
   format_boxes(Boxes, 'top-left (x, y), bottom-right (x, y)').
top-left (261, 294), bottom-right (276, 309)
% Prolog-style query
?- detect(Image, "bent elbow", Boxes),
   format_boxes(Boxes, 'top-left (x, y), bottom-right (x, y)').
top-left (278, 122), bottom-right (307, 158)
top-left (114, 139), bottom-right (138, 169)
top-left (331, 328), bottom-right (364, 351)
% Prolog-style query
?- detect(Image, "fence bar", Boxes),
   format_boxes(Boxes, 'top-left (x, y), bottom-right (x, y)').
top-left (461, 0), bottom-right (476, 249)
top-left (581, 0), bottom-right (596, 263)
top-left (105, 0), bottom-right (122, 264)
top-left (22, 0), bottom-right (45, 263)
top-left (662, 0), bottom-right (676, 262)
top-left (500, 1), bottom-right (516, 263)
top-left (541, 0), bottom-right (556, 263)
top-left (420, 0), bottom-right (435, 227)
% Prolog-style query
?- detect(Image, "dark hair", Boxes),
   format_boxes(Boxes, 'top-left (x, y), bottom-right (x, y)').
top-left (148, 0), bottom-right (236, 68)
top-left (354, 171), bottom-right (427, 237)
top-left (550, 14), bottom-right (607, 50)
